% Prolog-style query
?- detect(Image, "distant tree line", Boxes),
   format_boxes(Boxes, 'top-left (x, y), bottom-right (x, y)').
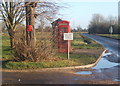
top-left (71, 25), bottom-right (88, 32)
top-left (88, 14), bottom-right (119, 34)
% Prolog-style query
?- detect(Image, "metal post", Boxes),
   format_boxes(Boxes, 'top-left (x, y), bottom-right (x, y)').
top-left (109, 26), bottom-right (113, 37)
top-left (68, 40), bottom-right (70, 59)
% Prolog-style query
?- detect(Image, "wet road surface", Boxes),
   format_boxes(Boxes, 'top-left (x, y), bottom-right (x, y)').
top-left (82, 33), bottom-right (120, 81)
top-left (2, 33), bottom-right (120, 85)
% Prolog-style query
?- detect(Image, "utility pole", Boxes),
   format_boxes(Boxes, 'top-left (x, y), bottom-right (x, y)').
top-left (25, 2), bottom-right (37, 46)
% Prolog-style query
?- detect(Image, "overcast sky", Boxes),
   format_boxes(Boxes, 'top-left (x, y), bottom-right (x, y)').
top-left (57, 1), bottom-right (118, 29)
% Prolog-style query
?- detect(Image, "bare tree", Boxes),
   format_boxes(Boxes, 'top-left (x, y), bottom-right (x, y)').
top-left (76, 25), bottom-right (82, 32)
top-left (0, 1), bottom-right (25, 48)
top-left (0, 0), bottom-right (60, 48)
top-left (36, 1), bottom-right (60, 31)
top-left (1, 0), bottom-right (61, 62)
top-left (88, 14), bottom-right (118, 34)
top-left (90, 14), bottom-right (105, 25)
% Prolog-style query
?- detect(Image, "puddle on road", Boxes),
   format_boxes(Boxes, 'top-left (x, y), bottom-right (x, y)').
top-left (113, 79), bottom-right (120, 81)
top-left (104, 52), bottom-right (112, 56)
top-left (93, 58), bottom-right (118, 69)
top-left (75, 52), bottom-right (118, 75)
top-left (75, 71), bottom-right (92, 75)
top-left (92, 51), bottom-right (118, 70)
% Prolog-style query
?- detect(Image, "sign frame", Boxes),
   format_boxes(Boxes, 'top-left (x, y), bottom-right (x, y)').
top-left (64, 33), bottom-right (73, 40)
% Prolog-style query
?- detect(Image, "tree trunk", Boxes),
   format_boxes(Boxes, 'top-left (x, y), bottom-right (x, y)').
top-left (30, 6), bottom-right (36, 47)
top-left (25, 2), bottom-right (30, 45)
top-left (8, 29), bottom-right (15, 48)
top-left (26, 2), bottom-right (36, 47)
top-left (9, 37), bottom-right (14, 48)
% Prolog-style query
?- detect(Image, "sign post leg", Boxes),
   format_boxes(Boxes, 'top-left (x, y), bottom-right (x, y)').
top-left (68, 40), bottom-right (69, 59)
top-left (64, 33), bottom-right (73, 59)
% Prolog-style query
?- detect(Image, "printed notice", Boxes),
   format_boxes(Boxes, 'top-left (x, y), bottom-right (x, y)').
top-left (64, 33), bottom-right (73, 40)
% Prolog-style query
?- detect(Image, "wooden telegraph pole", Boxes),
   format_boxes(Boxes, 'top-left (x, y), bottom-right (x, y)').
top-left (25, 2), bottom-right (37, 46)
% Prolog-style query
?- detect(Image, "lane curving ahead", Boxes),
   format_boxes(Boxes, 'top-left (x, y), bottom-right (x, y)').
top-left (83, 33), bottom-right (120, 63)
top-left (79, 33), bottom-right (120, 81)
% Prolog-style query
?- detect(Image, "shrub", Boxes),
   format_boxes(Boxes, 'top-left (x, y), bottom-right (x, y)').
top-left (13, 26), bottom-right (56, 62)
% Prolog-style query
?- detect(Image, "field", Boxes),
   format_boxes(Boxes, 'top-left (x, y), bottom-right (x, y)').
top-left (2, 34), bottom-right (13, 60)
top-left (71, 33), bottom-right (103, 49)
top-left (2, 32), bottom-right (104, 69)
top-left (96, 34), bottom-right (120, 40)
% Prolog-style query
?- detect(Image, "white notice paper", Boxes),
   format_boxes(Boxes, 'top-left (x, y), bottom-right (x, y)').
top-left (64, 33), bottom-right (73, 40)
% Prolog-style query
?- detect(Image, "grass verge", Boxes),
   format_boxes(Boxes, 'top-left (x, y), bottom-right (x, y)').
top-left (2, 32), bottom-right (103, 69)
top-left (71, 33), bottom-right (103, 49)
top-left (2, 34), bottom-right (13, 60)
top-left (96, 34), bottom-right (120, 40)
top-left (3, 54), bottom-right (99, 69)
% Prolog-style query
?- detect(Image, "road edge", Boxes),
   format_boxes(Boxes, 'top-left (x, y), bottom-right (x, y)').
top-left (1, 49), bottom-right (107, 72)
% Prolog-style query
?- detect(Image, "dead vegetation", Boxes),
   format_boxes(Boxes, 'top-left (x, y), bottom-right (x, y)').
top-left (13, 26), bottom-right (57, 62)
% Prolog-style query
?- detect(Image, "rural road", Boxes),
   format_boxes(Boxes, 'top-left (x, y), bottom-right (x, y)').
top-left (2, 33), bottom-right (120, 85)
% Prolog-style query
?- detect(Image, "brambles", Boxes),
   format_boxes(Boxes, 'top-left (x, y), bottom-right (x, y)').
top-left (13, 26), bottom-right (56, 62)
